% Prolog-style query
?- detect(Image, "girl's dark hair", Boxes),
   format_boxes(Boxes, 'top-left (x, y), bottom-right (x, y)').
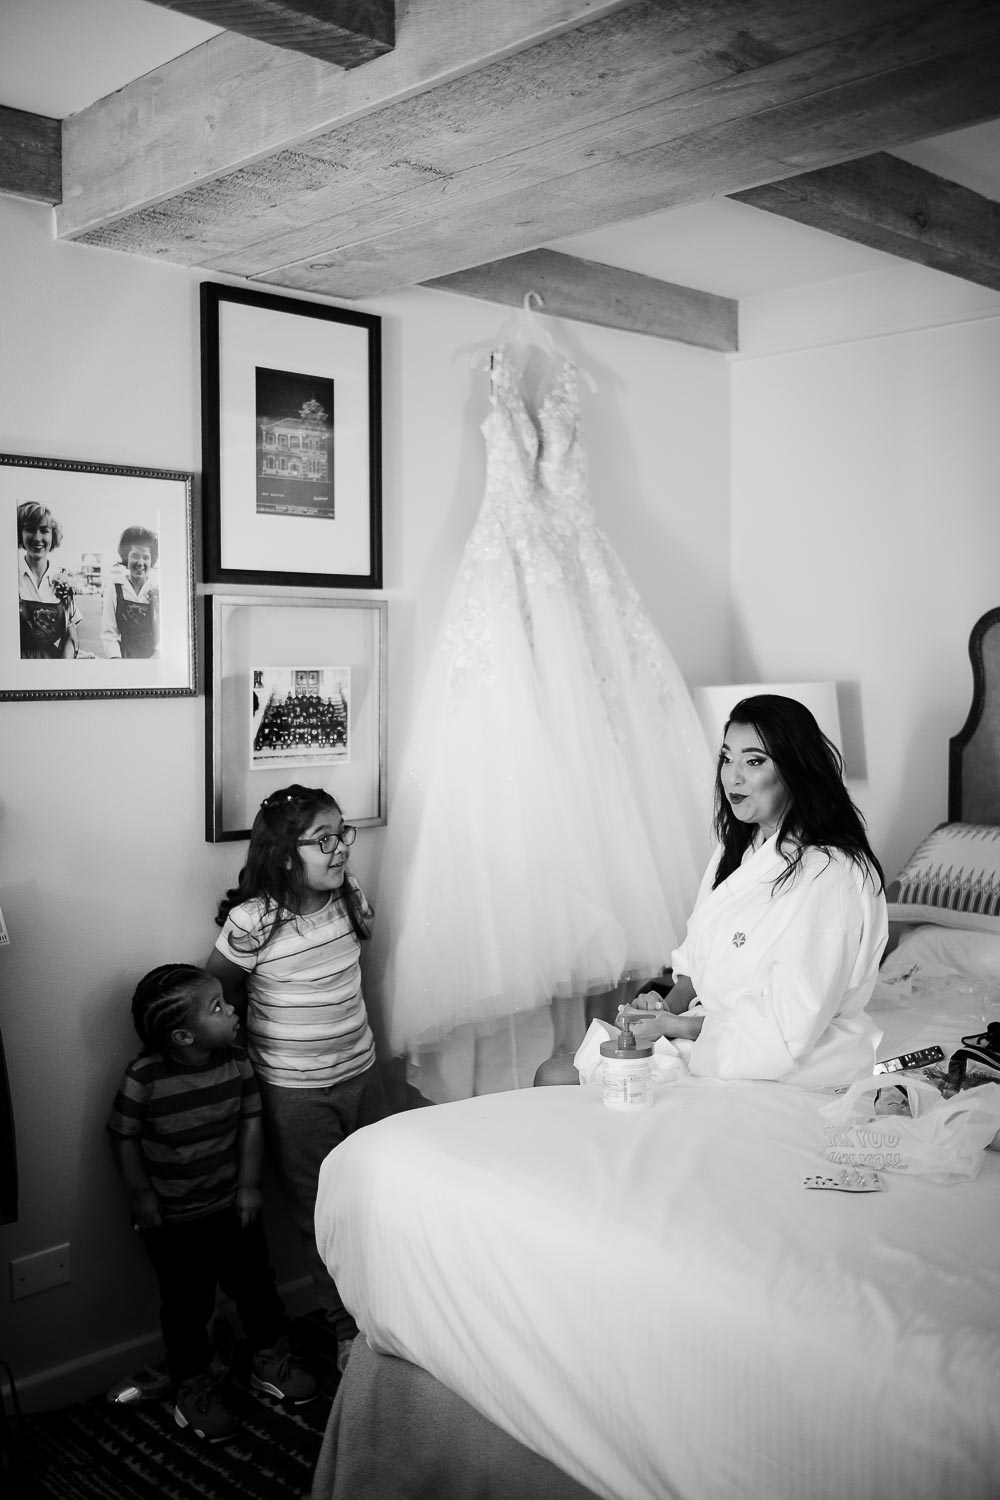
top-left (215, 785), bottom-right (371, 950)
top-left (131, 963), bottom-right (206, 1052)
top-left (118, 525), bottom-right (159, 566)
top-left (712, 694), bottom-right (884, 893)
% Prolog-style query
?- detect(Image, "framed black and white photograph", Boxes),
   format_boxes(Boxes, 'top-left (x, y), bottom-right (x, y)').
top-left (250, 664), bottom-right (351, 770)
top-left (201, 283), bottom-right (382, 588)
top-left (1, 452), bottom-right (195, 700)
top-left (206, 593), bottom-right (386, 841)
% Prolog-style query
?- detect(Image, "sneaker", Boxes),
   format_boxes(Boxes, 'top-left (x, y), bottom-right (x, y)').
top-left (107, 1362), bottom-right (172, 1406)
top-left (251, 1337), bottom-right (319, 1404)
top-left (336, 1336), bottom-right (355, 1376)
top-left (174, 1372), bottom-right (239, 1442)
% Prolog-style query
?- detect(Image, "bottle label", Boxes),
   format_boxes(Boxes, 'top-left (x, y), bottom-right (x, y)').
top-left (602, 1056), bottom-right (653, 1110)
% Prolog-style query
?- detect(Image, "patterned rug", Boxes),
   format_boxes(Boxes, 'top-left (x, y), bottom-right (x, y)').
top-left (5, 1312), bottom-right (339, 1500)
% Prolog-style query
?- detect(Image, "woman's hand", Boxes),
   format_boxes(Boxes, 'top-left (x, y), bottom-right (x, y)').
top-left (617, 995), bottom-right (703, 1045)
top-left (617, 993), bottom-right (669, 1044)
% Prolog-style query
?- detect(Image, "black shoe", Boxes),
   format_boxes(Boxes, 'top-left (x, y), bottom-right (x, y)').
top-left (174, 1372), bottom-right (239, 1442)
top-left (251, 1338), bottom-right (320, 1404)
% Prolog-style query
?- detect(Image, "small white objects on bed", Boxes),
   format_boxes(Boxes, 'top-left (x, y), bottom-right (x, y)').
top-left (869, 920), bottom-right (1000, 1068)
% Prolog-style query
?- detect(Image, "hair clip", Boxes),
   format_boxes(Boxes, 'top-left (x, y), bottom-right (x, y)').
top-left (261, 791), bottom-right (300, 808)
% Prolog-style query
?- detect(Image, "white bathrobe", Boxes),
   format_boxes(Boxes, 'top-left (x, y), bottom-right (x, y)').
top-left (674, 836), bottom-right (887, 1087)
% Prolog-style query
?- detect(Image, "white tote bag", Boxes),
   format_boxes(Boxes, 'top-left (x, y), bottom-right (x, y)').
top-left (819, 1076), bottom-right (1000, 1185)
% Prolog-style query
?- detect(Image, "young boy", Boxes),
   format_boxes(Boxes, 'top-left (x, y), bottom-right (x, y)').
top-left (107, 963), bottom-right (317, 1441)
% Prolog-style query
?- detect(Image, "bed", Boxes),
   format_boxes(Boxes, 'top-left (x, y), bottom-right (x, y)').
top-left (310, 609), bottom-right (1000, 1500)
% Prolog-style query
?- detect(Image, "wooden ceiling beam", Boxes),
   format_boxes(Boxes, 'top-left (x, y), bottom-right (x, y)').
top-left (58, 0), bottom-right (1000, 300)
top-left (247, 34), bottom-right (1000, 297)
top-left (57, 0), bottom-right (635, 238)
top-left (0, 106), bottom-right (60, 205)
top-left (731, 153), bottom-right (1000, 292)
top-left (144, 1), bottom-right (395, 69)
top-left (423, 249), bottom-right (739, 353)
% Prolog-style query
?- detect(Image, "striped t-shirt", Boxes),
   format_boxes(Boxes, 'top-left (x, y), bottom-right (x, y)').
top-left (215, 877), bottom-right (376, 1088)
top-left (106, 1047), bottom-right (260, 1222)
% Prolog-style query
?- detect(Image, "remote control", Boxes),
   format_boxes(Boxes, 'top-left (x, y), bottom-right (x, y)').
top-left (873, 1045), bottom-right (944, 1074)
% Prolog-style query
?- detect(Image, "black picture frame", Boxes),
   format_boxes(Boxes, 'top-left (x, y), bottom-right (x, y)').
top-left (201, 283), bottom-right (382, 588)
top-left (2, 452), bottom-right (195, 700)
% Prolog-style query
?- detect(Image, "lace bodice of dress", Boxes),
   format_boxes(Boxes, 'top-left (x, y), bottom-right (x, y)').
top-left (482, 342), bottom-right (588, 524)
top-left (443, 340), bottom-right (684, 732)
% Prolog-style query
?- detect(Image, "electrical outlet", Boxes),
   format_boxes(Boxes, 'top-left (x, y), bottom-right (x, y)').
top-left (10, 1243), bottom-right (71, 1299)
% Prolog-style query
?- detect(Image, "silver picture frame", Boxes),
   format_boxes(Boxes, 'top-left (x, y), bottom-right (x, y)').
top-left (2, 452), bottom-right (195, 700)
top-left (205, 592), bottom-right (387, 841)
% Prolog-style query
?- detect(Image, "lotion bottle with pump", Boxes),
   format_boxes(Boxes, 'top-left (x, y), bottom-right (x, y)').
top-left (600, 1016), bottom-right (654, 1111)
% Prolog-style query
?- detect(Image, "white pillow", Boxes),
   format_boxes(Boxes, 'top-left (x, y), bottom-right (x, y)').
top-left (892, 922), bottom-right (1000, 980)
top-left (887, 822), bottom-right (1000, 933)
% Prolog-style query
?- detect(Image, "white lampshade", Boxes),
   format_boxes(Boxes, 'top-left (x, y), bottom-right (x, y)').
top-left (692, 681), bottom-right (843, 758)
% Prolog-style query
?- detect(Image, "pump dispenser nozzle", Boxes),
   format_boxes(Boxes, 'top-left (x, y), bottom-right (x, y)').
top-left (600, 1012), bottom-right (652, 1062)
top-left (617, 1017), bottom-right (637, 1049)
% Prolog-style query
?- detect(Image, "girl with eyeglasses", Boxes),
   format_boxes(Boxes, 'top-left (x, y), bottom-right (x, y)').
top-left (206, 784), bottom-right (385, 1375)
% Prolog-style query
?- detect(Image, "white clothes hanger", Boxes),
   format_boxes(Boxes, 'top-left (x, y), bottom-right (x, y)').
top-left (470, 292), bottom-right (549, 369)
top-left (470, 291), bottom-right (597, 392)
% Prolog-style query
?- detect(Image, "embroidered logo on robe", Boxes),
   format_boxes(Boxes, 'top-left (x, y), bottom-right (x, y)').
top-left (732, 931), bottom-right (746, 948)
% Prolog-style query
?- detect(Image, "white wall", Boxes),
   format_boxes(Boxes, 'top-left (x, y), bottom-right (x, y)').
top-left (0, 194), bottom-right (731, 1403)
top-left (732, 265), bottom-right (1000, 879)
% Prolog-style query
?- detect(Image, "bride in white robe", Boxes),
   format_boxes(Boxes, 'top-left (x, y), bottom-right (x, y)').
top-left (671, 835), bottom-right (887, 1086)
top-left (565, 695), bottom-right (889, 1092)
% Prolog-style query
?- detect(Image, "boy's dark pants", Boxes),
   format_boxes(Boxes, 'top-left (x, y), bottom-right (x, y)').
top-left (141, 1207), bottom-right (288, 1385)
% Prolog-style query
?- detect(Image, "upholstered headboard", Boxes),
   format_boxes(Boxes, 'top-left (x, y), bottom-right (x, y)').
top-left (885, 609), bottom-right (1000, 935)
top-left (949, 607), bottom-right (1000, 826)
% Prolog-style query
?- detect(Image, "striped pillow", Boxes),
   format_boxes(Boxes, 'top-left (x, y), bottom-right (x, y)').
top-left (888, 823), bottom-right (1000, 931)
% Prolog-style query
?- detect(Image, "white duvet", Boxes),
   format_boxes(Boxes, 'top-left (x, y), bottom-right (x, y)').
top-left (315, 1073), bottom-right (1000, 1500)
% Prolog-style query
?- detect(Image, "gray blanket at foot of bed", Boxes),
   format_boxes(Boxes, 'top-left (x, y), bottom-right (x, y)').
top-left (310, 1336), bottom-right (602, 1500)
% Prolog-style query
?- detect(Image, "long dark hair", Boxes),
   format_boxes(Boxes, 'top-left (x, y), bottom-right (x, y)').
top-left (712, 694), bottom-right (884, 893)
top-left (215, 785), bottom-right (371, 950)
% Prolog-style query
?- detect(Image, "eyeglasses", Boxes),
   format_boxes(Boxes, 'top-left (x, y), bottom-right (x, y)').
top-left (297, 826), bottom-right (357, 856)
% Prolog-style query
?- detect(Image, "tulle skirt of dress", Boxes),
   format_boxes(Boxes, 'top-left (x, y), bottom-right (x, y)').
top-left (373, 527), bottom-right (714, 1058)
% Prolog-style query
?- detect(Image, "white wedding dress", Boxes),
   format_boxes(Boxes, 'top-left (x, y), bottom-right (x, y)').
top-left (374, 336), bottom-right (714, 1066)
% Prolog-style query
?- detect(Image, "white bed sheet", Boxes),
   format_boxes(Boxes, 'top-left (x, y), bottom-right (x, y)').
top-left (315, 1073), bottom-right (1000, 1500)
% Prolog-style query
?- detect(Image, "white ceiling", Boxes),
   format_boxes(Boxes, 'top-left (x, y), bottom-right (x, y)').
top-left (0, 0), bottom-right (223, 119)
top-left (3, 0), bottom-right (1000, 301)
